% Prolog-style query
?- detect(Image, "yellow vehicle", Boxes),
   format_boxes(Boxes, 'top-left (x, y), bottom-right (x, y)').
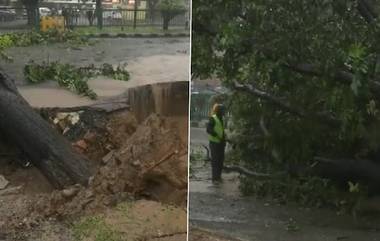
top-left (40, 16), bottom-right (65, 32)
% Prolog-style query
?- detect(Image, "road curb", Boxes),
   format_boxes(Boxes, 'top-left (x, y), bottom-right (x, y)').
top-left (84, 32), bottom-right (189, 38)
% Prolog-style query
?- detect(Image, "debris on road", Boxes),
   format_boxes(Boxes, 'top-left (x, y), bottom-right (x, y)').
top-left (0, 175), bottom-right (9, 190)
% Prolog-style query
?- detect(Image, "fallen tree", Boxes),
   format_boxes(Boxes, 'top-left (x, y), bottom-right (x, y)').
top-left (0, 70), bottom-right (90, 188)
top-left (192, 0), bottom-right (380, 203)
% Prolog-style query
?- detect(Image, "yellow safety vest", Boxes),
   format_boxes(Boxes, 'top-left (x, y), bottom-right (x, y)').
top-left (209, 114), bottom-right (224, 143)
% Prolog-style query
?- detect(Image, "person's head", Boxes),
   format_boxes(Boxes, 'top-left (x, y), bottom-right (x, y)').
top-left (212, 103), bottom-right (225, 118)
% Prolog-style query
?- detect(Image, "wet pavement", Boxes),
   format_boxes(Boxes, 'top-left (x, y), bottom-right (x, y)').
top-left (189, 128), bottom-right (380, 241)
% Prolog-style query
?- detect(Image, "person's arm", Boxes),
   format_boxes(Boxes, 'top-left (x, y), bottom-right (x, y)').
top-left (206, 117), bottom-right (217, 137)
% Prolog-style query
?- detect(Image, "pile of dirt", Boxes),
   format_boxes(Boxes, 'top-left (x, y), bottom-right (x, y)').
top-left (71, 111), bottom-right (139, 167)
top-left (27, 113), bottom-right (187, 220)
top-left (1, 110), bottom-right (188, 240)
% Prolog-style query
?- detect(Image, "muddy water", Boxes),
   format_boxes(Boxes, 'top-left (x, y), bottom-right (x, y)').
top-left (18, 82), bottom-right (95, 107)
top-left (1, 37), bottom-right (189, 108)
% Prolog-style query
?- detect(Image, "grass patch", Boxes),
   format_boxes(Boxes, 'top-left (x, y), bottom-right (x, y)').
top-left (116, 201), bottom-right (133, 218)
top-left (72, 216), bottom-right (122, 241)
top-left (24, 61), bottom-right (130, 99)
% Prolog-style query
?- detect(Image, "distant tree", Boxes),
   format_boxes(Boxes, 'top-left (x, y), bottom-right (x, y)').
top-left (86, 8), bottom-right (94, 26)
top-left (147, 0), bottom-right (159, 23)
top-left (158, 0), bottom-right (185, 30)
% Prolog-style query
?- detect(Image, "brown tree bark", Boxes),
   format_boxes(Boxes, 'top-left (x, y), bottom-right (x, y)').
top-left (0, 70), bottom-right (90, 188)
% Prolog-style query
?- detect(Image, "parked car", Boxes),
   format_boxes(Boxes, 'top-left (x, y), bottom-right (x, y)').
top-left (103, 10), bottom-right (122, 21)
top-left (39, 7), bottom-right (51, 17)
top-left (0, 8), bottom-right (16, 22)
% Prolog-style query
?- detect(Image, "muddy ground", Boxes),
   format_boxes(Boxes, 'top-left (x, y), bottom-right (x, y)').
top-left (0, 110), bottom-right (188, 241)
top-left (189, 127), bottom-right (380, 241)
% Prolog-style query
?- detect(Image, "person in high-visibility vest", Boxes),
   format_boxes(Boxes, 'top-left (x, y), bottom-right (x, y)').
top-left (207, 103), bottom-right (226, 182)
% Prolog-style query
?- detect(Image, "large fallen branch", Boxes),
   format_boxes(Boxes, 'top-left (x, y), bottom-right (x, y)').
top-left (312, 156), bottom-right (380, 186)
top-left (200, 144), bottom-right (284, 178)
top-left (232, 81), bottom-right (339, 126)
top-left (284, 63), bottom-right (380, 94)
top-left (358, 0), bottom-right (378, 23)
top-left (224, 165), bottom-right (285, 179)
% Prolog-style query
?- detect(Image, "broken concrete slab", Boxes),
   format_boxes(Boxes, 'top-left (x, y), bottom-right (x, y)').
top-left (0, 175), bottom-right (9, 190)
top-left (0, 186), bottom-right (22, 196)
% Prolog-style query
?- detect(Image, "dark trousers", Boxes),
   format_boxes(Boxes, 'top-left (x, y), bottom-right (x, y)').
top-left (210, 141), bottom-right (225, 181)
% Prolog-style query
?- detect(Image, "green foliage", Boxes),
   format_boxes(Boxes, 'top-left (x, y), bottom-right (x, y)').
top-left (2, 29), bottom-right (89, 46)
top-left (158, 0), bottom-right (186, 30)
top-left (0, 34), bottom-right (14, 61)
top-left (24, 61), bottom-right (130, 99)
top-left (0, 29), bottom-right (90, 61)
top-left (72, 216), bottom-right (122, 241)
top-left (193, 0), bottom-right (380, 210)
top-left (158, 0), bottom-right (186, 11)
top-left (100, 63), bottom-right (130, 81)
top-left (240, 174), bottom-right (367, 214)
top-left (285, 218), bottom-right (300, 232)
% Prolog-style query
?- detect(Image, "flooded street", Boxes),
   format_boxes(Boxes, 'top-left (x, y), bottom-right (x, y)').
top-left (190, 127), bottom-right (380, 241)
top-left (1, 37), bottom-right (189, 107)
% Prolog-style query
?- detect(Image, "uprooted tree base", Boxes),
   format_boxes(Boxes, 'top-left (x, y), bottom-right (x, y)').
top-left (1, 108), bottom-right (188, 235)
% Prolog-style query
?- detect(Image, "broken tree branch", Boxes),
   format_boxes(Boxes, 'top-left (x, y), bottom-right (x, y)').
top-left (144, 150), bottom-right (178, 173)
top-left (232, 81), bottom-right (305, 117)
top-left (284, 63), bottom-right (380, 94)
top-left (357, 0), bottom-right (378, 23)
top-left (201, 144), bottom-right (284, 178)
top-left (224, 165), bottom-right (285, 179)
top-left (232, 81), bottom-right (339, 125)
top-left (313, 156), bottom-right (380, 185)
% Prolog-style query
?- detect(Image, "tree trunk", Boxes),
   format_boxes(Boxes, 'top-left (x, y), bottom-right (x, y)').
top-left (147, 0), bottom-right (159, 24)
top-left (0, 71), bottom-right (90, 189)
top-left (26, 6), bottom-right (37, 26)
top-left (163, 17), bottom-right (169, 30)
top-left (95, 0), bottom-right (103, 29)
top-left (312, 157), bottom-right (380, 185)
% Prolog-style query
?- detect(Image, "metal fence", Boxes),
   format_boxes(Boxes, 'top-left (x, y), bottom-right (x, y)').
top-left (71, 8), bottom-right (189, 28)
top-left (191, 92), bottom-right (214, 121)
top-left (0, 7), bottom-right (30, 31)
top-left (0, 7), bottom-right (189, 31)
